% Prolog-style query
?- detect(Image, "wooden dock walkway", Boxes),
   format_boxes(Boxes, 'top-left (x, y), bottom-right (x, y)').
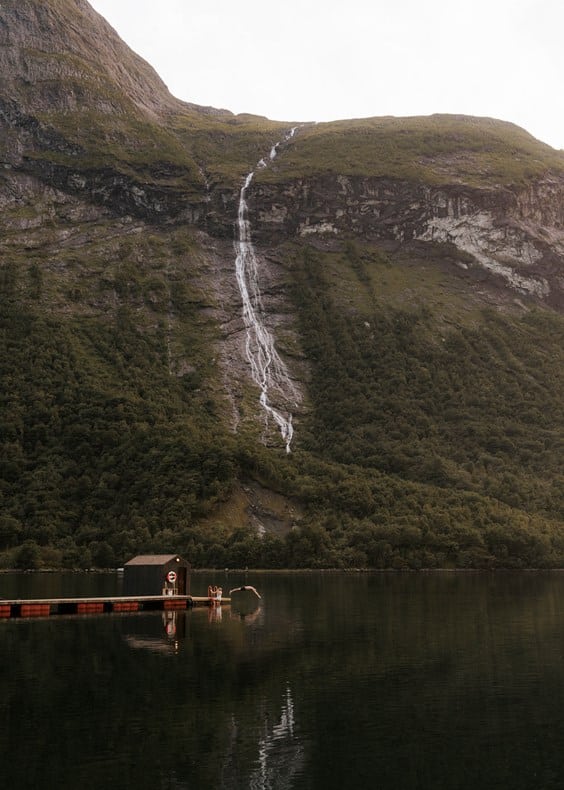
top-left (0, 594), bottom-right (230, 619)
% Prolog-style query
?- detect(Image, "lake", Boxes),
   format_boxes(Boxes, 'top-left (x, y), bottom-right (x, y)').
top-left (1, 570), bottom-right (564, 789)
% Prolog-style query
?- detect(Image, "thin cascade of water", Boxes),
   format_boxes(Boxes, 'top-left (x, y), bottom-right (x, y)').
top-left (234, 128), bottom-right (298, 453)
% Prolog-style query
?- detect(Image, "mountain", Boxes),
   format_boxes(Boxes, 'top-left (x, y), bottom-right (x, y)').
top-left (2, 0), bottom-right (564, 570)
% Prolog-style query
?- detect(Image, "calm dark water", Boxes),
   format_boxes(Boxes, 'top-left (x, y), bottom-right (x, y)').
top-left (2, 571), bottom-right (564, 789)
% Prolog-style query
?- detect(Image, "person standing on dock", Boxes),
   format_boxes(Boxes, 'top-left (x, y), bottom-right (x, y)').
top-left (207, 585), bottom-right (222, 604)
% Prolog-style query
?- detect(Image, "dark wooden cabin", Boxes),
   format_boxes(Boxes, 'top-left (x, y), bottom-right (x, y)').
top-left (123, 555), bottom-right (190, 596)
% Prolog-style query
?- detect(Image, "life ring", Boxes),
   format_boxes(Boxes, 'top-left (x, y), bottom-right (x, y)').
top-left (167, 570), bottom-right (177, 584)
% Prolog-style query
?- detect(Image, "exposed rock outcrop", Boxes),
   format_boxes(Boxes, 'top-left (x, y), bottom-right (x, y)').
top-left (0, 0), bottom-right (216, 222)
top-left (242, 172), bottom-right (564, 308)
top-left (0, 0), bottom-right (208, 118)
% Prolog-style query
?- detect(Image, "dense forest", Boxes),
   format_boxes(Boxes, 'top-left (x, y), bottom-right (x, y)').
top-left (2, 237), bottom-right (564, 571)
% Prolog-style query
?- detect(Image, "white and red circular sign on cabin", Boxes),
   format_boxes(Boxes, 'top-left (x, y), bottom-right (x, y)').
top-left (166, 570), bottom-right (177, 584)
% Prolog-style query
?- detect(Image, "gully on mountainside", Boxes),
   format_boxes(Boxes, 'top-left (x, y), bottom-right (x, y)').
top-left (234, 128), bottom-right (300, 453)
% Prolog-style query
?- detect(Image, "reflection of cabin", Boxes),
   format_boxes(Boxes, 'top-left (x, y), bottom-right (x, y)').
top-left (123, 555), bottom-right (190, 596)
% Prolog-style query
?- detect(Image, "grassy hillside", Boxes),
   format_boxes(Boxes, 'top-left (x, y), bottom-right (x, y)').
top-left (262, 115), bottom-right (564, 187)
top-left (171, 112), bottom-right (289, 186)
top-left (32, 102), bottom-right (289, 195)
top-left (3, 1), bottom-right (289, 205)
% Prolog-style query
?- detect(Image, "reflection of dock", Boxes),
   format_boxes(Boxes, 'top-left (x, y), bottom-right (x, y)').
top-left (0, 595), bottom-right (231, 619)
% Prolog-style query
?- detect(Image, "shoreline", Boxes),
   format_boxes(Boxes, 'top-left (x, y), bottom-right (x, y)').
top-left (2, 566), bottom-right (564, 574)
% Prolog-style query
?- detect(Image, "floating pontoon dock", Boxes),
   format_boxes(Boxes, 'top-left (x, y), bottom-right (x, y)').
top-left (0, 594), bottom-right (230, 619)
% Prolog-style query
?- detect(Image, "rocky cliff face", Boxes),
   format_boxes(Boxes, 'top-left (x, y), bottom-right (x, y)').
top-left (0, 0), bottom-right (183, 115)
top-left (0, 0), bottom-right (220, 225)
top-left (245, 171), bottom-right (564, 309)
top-left (4, 0), bottom-right (564, 313)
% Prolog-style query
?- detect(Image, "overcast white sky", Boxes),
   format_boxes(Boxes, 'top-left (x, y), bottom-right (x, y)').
top-left (88, 0), bottom-right (563, 150)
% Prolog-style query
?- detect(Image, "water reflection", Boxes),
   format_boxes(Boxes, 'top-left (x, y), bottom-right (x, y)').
top-left (3, 572), bottom-right (564, 789)
top-left (221, 685), bottom-right (304, 790)
top-left (251, 686), bottom-right (304, 790)
top-left (123, 611), bottom-right (186, 655)
top-left (121, 599), bottom-right (263, 655)
top-left (208, 604), bottom-right (223, 623)
top-left (230, 606), bottom-right (263, 626)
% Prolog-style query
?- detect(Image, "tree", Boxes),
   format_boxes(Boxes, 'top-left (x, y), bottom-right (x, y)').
top-left (15, 540), bottom-right (42, 570)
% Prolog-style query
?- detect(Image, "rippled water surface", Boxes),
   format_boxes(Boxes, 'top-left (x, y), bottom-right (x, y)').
top-left (2, 571), bottom-right (564, 789)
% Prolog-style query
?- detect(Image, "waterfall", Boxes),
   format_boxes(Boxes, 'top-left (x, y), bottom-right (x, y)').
top-left (234, 128), bottom-right (298, 453)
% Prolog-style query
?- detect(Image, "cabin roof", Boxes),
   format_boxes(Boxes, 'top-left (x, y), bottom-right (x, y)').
top-left (124, 554), bottom-right (182, 567)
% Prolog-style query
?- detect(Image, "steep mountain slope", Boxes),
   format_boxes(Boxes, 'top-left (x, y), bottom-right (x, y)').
top-left (251, 116), bottom-right (564, 306)
top-left (2, 0), bottom-right (564, 569)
